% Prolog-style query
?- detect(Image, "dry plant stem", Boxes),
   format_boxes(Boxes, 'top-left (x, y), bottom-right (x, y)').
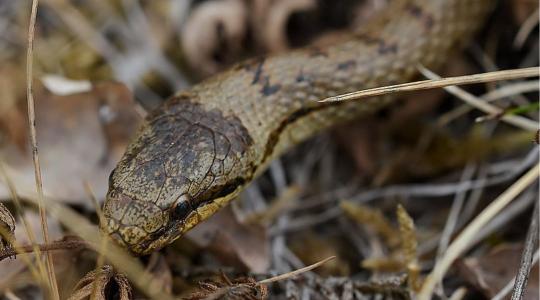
top-left (320, 67), bottom-right (539, 103)
top-left (510, 199), bottom-right (539, 300)
top-left (4, 290), bottom-right (22, 300)
top-left (492, 250), bottom-right (540, 300)
top-left (20, 195), bottom-right (174, 300)
top-left (448, 287), bottom-right (467, 300)
top-left (1, 165), bottom-right (170, 298)
top-left (258, 256), bottom-right (335, 284)
top-left (0, 237), bottom-right (91, 261)
top-left (418, 67), bottom-right (539, 131)
top-left (436, 163), bottom-right (476, 269)
top-left (514, 7), bottom-right (540, 49)
top-left (437, 80), bottom-right (540, 126)
top-left (83, 182), bottom-right (109, 300)
top-left (0, 163), bottom-right (44, 280)
top-left (418, 163), bottom-right (540, 300)
top-left (0, 226), bottom-right (43, 287)
top-left (26, 0), bottom-right (59, 298)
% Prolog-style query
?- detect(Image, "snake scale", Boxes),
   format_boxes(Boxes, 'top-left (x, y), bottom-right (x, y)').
top-left (102, 0), bottom-right (493, 255)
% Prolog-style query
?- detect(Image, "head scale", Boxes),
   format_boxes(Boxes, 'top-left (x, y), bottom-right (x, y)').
top-left (102, 95), bottom-right (253, 255)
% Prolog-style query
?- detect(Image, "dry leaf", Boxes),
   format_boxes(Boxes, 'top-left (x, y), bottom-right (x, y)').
top-left (68, 265), bottom-right (132, 300)
top-left (186, 206), bottom-right (270, 273)
top-left (0, 81), bottom-right (141, 205)
top-left (457, 243), bottom-right (539, 300)
top-left (0, 203), bottom-right (15, 250)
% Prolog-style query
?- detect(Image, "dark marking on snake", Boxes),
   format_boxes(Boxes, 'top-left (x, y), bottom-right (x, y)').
top-left (378, 42), bottom-right (398, 54)
top-left (196, 177), bottom-right (246, 206)
top-left (251, 59), bottom-right (265, 84)
top-left (308, 47), bottom-right (329, 57)
top-left (355, 33), bottom-right (398, 55)
top-left (261, 102), bottom-right (345, 164)
top-left (337, 60), bottom-right (357, 71)
top-left (261, 78), bottom-right (281, 96)
top-left (296, 71), bottom-right (308, 82)
top-left (405, 3), bottom-right (434, 30)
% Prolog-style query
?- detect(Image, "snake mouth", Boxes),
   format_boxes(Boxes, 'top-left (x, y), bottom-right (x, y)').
top-left (102, 218), bottom-right (166, 256)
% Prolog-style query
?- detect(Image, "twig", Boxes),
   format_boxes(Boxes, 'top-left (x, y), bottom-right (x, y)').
top-left (436, 164), bottom-right (477, 258)
top-left (26, 0), bottom-right (59, 298)
top-left (320, 67), bottom-right (539, 103)
top-left (0, 237), bottom-right (91, 261)
top-left (418, 163), bottom-right (540, 300)
top-left (513, 7), bottom-right (540, 49)
top-left (492, 250), bottom-right (540, 300)
top-left (510, 199), bottom-right (539, 300)
top-left (258, 256), bottom-right (335, 284)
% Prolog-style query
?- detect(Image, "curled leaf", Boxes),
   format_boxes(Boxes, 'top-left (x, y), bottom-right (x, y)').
top-left (0, 202), bottom-right (15, 251)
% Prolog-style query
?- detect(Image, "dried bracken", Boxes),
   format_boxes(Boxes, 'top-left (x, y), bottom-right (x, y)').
top-left (184, 275), bottom-right (267, 300)
top-left (0, 203), bottom-right (15, 251)
top-left (68, 265), bottom-right (132, 300)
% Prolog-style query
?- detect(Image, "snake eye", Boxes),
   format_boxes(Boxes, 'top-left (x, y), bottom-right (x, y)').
top-left (171, 195), bottom-right (192, 220)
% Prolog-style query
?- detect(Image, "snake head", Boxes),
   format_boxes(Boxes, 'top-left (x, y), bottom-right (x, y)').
top-left (101, 95), bottom-right (254, 255)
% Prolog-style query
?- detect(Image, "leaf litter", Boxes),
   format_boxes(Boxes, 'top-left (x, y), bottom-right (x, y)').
top-left (0, 0), bottom-right (538, 299)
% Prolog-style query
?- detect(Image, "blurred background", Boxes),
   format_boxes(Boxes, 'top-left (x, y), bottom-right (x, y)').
top-left (0, 0), bottom-right (538, 299)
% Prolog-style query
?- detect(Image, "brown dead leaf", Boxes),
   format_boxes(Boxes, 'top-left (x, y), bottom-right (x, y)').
top-left (457, 243), bottom-right (539, 300)
top-left (0, 203), bottom-right (15, 250)
top-left (184, 275), bottom-right (267, 300)
top-left (0, 81), bottom-right (141, 205)
top-left (186, 206), bottom-right (270, 273)
top-left (68, 265), bottom-right (132, 300)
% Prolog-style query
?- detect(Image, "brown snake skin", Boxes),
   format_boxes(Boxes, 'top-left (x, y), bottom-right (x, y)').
top-left (102, 0), bottom-right (493, 255)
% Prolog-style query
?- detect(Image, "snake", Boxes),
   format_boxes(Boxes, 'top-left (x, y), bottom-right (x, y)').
top-left (102, 0), bottom-right (493, 255)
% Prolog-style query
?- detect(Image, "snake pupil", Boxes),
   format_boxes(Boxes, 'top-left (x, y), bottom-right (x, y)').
top-left (172, 196), bottom-right (192, 220)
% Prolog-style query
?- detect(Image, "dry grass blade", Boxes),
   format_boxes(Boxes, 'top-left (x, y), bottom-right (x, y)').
top-left (83, 182), bottom-right (109, 299)
top-left (514, 7), bottom-right (540, 49)
top-left (438, 80), bottom-right (539, 126)
top-left (418, 163), bottom-right (540, 300)
top-left (320, 67), bottom-right (539, 102)
top-left (510, 200), bottom-right (539, 300)
top-left (0, 225), bottom-right (47, 289)
top-left (492, 250), bottom-right (539, 300)
top-left (418, 67), bottom-right (538, 132)
top-left (26, 0), bottom-right (59, 298)
top-left (20, 194), bottom-right (174, 300)
top-left (0, 163), bottom-right (48, 283)
top-left (448, 287), bottom-right (467, 300)
top-left (258, 256), bottom-right (336, 284)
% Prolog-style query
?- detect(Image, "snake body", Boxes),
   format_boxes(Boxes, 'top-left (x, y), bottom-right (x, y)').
top-left (102, 0), bottom-right (493, 255)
